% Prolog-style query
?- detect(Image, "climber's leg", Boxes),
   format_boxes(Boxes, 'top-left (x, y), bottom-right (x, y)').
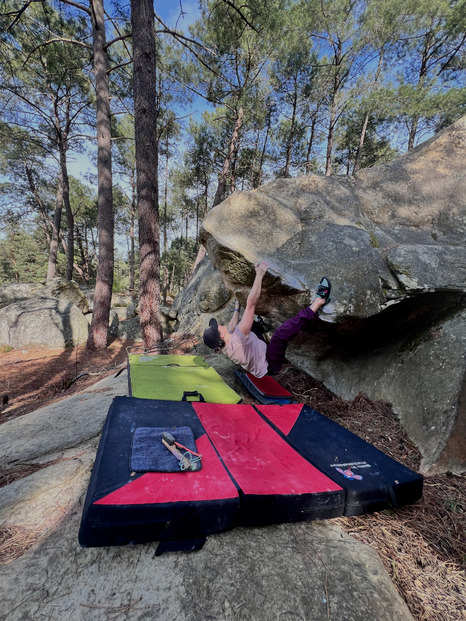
top-left (265, 277), bottom-right (331, 375)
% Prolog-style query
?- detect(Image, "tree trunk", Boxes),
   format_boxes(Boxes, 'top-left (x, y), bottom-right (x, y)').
top-left (203, 173), bottom-right (209, 217)
top-left (353, 50), bottom-right (384, 173)
top-left (47, 170), bottom-right (64, 280)
top-left (353, 110), bottom-right (370, 174)
top-left (325, 39), bottom-right (343, 177)
top-left (284, 87), bottom-right (298, 178)
top-left (58, 141), bottom-right (74, 281)
top-left (257, 110), bottom-right (272, 188)
top-left (131, 0), bottom-right (163, 348)
top-left (325, 98), bottom-right (337, 177)
top-left (87, 0), bottom-right (114, 350)
top-left (163, 264), bottom-right (168, 306)
top-left (408, 32), bottom-right (430, 150)
top-left (24, 165), bottom-right (52, 246)
top-left (212, 106), bottom-right (244, 207)
top-left (407, 115), bottom-right (419, 151)
top-left (129, 169), bottom-right (136, 296)
top-left (250, 129), bottom-right (260, 188)
top-left (230, 141), bottom-right (239, 193)
top-left (75, 224), bottom-right (89, 284)
top-left (163, 141), bottom-right (169, 255)
top-left (305, 111), bottom-right (318, 175)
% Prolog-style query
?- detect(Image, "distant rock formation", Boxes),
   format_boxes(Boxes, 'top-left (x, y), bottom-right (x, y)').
top-left (0, 296), bottom-right (90, 348)
top-left (0, 279), bottom-right (146, 348)
top-left (0, 279), bottom-right (89, 313)
top-left (172, 117), bottom-right (466, 475)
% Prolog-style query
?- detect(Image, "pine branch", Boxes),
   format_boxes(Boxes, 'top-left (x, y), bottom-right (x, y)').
top-left (154, 14), bottom-right (217, 58)
top-left (22, 37), bottom-right (92, 68)
top-left (104, 32), bottom-right (132, 50)
top-left (58, 0), bottom-right (91, 17)
top-left (216, 0), bottom-right (259, 33)
top-left (4, 0), bottom-right (39, 31)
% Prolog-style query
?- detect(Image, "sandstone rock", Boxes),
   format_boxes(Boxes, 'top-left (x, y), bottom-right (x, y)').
top-left (80, 285), bottom-right (95, 310)
top-left (116, 316), bottom-right (142, 341)
top-left (0, 279), bottom-right (90, 313)
top-left (120, 300), bottom-right (137, 320)
top-left (170, 256), bottom-right (234, 335)
top-left (0, 297), bottom-right (89, 349)
top-left (114, 312), bottom-right (175, 342)
top-left (0, 283), bottom-right (37, 309)
top-left (32, 278), bottom-right (90, 314)
top-left (110, 293), bottom-right (134, 308)
top-left (106, 309), bottom-right (120, 337)
top-left (198, 117), bottom-right (466, 474)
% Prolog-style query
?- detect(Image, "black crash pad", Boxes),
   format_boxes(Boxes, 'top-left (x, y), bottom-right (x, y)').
top-left (78, 397), bottom-right (240, 552)
top-left (79, 399), bottom-right (345, 550)
top-left (256, 403), bottom-right (423, 516)
top-left (193, 402), bottom-right (344, 526)
top-left (79, 398), bottom-right (423, 552)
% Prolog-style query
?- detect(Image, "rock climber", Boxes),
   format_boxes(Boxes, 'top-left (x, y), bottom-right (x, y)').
top-left (203, 261), bottom-right (331, 378)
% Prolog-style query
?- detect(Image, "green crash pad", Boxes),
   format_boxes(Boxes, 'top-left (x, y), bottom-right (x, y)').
top-left (127, 354), bottom-right (241, 404)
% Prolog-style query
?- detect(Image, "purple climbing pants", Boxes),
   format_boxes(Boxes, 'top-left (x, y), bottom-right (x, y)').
top-left (266, 307), bottom-right (317, 375)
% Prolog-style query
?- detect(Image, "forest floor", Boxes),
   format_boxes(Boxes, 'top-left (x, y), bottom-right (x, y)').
top-left (0, 337), bottom-right (464, 621)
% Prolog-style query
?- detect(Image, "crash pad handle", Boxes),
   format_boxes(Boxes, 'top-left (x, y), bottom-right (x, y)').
top-left (182, 391), bottom-right (205, 402)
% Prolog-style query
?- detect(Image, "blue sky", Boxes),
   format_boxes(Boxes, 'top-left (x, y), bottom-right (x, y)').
top-left (154, 0), bottom-right (201, 32)
top-left (68, 0), bottom-right (203, 179)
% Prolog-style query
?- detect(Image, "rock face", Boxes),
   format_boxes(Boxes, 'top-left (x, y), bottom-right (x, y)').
top-left (0, 283), bottom-right (38, 309)
top-left (196, 117), bottom-right (466, 475)
top-left (0, 297), bottom-right (90, 348)
top-left (169, 256), bottom-right (235, 335)
top-left (0, 279), bottom-right (144, 348)
top-left (34, 278), bottom-right (90, 314)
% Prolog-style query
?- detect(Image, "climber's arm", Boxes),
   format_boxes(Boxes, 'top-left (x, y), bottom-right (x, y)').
top-left (227, 300), bottom-right (241, 334)
top-left (238, 262), bottom-right (268, 336)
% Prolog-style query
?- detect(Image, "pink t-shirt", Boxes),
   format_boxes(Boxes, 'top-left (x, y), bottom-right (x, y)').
top-left (225, 327), bottom-right (268, 378)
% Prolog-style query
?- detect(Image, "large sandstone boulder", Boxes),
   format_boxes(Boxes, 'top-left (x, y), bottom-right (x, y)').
top-left (32, 278), bottom-right (90, 314)
top-left (0, 297), bottom-right (89, 348)
top-left (169, 256), bottom-right (235, 335)
top-left (197, 117), bottom-right (466, 475)
top-left (0, 279), bottom-right (90, 313)
top-left (0, 283), bottom-right (37, 309)
top-left (0, 280), bottom-right (144, 348)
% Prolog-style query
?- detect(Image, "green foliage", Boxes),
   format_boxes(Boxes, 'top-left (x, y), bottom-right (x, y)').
top-left (0, 0), bottom-right (465, 296)
top-left (113, 251), bottom-right (130, 293)
top-left (0, 223), bottom-right (49, 284)
top-left (161, 237), bottom-right (198, 296)
top-left (333, 109), bottom-right (398, 174)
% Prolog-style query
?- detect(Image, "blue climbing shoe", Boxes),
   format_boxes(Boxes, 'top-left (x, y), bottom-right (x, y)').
top-left (316, 277), bottom-right (331, 305)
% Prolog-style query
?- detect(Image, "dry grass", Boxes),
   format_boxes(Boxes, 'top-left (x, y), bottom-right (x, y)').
top-left (0, 526), bottom-right (43, 565)
top-left (0, 462), bottom-right (51, 489)
top-left (334, 511), bottom-right (465, 621)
